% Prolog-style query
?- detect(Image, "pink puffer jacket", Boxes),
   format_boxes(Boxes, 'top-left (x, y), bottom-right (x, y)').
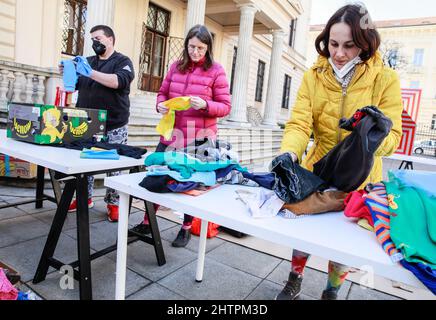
top-left (156, 60), bottom-right (231, 148)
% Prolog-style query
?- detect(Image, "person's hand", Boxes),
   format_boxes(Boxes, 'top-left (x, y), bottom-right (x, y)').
top-left (58, 64), bottom-right (64, 75)
top-left (157, 103), bottom-right (169, 115)
top-left (190, 96), bottom-right (207, 110)
top-left (61, 122), bottom-right (68, 133)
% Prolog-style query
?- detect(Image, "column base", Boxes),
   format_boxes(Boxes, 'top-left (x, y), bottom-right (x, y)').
top-left (221, 120), bottom-right (252, 128)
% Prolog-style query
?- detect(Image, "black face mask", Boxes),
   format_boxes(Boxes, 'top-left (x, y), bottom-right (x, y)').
top-left (92, 39), bottom-right (107, 56)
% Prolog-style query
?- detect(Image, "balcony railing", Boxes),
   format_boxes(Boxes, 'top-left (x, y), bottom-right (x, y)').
top-left (0, 61), bottom-right (61, 111)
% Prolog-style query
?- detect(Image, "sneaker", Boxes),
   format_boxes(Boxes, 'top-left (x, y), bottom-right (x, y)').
top-left (321, 289), bottom-right (338, 300)
top-left (128, 223), bottom-right (151, 237)
top-left (68, 198), bottom-right (94, 212)
top-left (107, 204), bottom-right (119, 222)
top-left (275, 272), bottom-right (303, 300)
top-left (172, 228), bottom-right (191, 247)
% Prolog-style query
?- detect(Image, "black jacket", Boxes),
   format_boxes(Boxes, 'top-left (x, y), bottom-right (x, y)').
top-left (313, 106), bottom-right (393, 192)
top-left (76, 51), bottom-right (134, 131)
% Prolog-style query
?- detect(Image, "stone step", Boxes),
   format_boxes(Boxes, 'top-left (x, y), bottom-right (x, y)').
top-left (128, 117), bottom-right (160, 126)
top-left (127, 132), bottom-right (281, 146)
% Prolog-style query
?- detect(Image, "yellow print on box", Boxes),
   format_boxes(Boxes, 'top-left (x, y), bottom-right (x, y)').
top-left (41, 108), bottom-right (68, 143)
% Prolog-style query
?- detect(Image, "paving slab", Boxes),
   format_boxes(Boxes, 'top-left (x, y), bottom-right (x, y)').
top-left (127, 282), bottom-right (185, 300)
top-left (27, 256), bottom-right (150, 300)
top-left (107, 239), bottom-right (197, 282)
top-left (207, 242), bottom-right (281, 279)
top-left (158, 259), bottom-right (263, 300)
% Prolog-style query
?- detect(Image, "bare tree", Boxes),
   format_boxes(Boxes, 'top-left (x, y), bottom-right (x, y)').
top-left (379, 40), bottom-right (409, 73)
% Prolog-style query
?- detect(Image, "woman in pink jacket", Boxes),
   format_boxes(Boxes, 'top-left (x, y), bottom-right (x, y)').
top-left (131, 24), bottom-right (231, 247)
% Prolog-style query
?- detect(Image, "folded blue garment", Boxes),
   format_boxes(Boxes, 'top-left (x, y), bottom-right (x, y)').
top-left (61, 60), bottom-right (78, 92)
top-left (80, 148), bottom-right (120, 160)
top-left (74, 56), bottom-right (93, 77)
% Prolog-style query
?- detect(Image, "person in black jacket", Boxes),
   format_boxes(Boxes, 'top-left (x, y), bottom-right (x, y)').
top-left (60, 25), bottom-right (135, 222)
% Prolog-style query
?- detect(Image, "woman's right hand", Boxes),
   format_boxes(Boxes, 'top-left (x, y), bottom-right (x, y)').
top-left (157, 103), bottom-right (169, 115)
top-left (58, 64), bottom-right (64, 75)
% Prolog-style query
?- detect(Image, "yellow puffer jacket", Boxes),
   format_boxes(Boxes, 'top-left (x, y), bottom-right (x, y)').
top-left (280, 52), bottom-right (403, 188)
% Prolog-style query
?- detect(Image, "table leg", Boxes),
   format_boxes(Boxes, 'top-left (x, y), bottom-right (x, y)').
top-left (33, 179), bottom-right (75, 283)
top-left (48, 169), bottom-right (63, 205)
top-left (115, 192), bottom-right (130, 300)
top-left (195, 219), bottom-right (208, 282)
top-left (145, 201), bottom-right (166, 266)
top-left (76, 174), bottom-right (92, 300)
top-left (35, 165), bottom-right (45, 209)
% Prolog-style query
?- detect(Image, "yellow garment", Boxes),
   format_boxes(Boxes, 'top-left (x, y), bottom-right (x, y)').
top-left (280, 52), bottom-right (403, 188)
top-left (156, 97), bottom-right (191, 140)
top-left (357, 218), bottom-right (374, 232)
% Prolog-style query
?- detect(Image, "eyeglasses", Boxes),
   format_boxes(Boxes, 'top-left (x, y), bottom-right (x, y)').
top-left (188, 44), bottom-right (207, 53)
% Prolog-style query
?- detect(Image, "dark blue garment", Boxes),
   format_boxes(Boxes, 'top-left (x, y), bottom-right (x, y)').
top-left (271, 153), bottom-right (326, 203)
top-left (241, 171), bottom-right (276, 190)
top-left (215, 164), bottom-right (241, 179)
top-left (400, 260), bottom-right (436, 294)
top-left (167, 181), bottom-right (201, 193)
top-left (139, 175), bottom-right (173, 193)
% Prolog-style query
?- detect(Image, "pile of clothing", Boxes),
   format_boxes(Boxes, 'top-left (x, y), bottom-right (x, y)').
top-left (343, 170), bottom-right (436, 294)
top-left (141, 106), bottom-right (391, 220)
top-left (55, 137), bottom-right (147, 159)
top-left (0, 263), bottom-right (37, 300)
top-left (140, 139), bottom-right (267, 196)
top-left (235, 106), bottom-right (391, 219)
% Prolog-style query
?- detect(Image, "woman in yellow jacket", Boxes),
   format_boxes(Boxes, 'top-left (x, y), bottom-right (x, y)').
top-left (276, 5), bottom-right (403, 300)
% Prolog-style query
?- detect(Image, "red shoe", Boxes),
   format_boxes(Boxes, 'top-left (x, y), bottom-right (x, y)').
top-left (107, 204), bottom-right (119, 222)
top-left (68, 198), bottom-right (94, 212)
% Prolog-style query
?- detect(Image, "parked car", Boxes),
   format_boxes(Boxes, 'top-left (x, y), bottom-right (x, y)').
top-left (413, 139), bottom-right (436, 156)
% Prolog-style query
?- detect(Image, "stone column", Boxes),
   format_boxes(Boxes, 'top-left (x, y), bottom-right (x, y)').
top-left (185, 0), bottom-right (206, 35)
top-left (227, 3), bottom-right (258, 124)
top-left (262, 30), bottom-right (285, 127)
top-left (83, 0), bottom-right (116, 57)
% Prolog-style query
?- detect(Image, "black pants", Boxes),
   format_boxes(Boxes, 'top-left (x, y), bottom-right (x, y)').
top-left (154, 142), bottom-right (194, 225)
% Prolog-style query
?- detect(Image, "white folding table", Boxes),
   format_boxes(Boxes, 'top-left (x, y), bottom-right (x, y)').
top-left (386, 153), bottom-right (436, 170)
top-left (105, 172), bottom-right (426, 300)
top-left (0, 129), bottom-right (166, 300)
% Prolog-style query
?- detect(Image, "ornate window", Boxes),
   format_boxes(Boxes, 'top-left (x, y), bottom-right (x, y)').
top-left (138, 3), bottom-right (171, 92)
top-left (281, 74), bottom-right (292, 109)
top-left (255, 60), bottom-right (266, 102)
top-left (62, 0), bottom-right (87, 56)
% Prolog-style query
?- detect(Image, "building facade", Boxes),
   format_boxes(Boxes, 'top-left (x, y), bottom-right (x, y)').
top-left (1, 0), bottom-right (311, 125)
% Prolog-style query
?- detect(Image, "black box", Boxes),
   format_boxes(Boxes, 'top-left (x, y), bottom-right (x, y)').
top-left (6, 102), bottom-right (107, 144)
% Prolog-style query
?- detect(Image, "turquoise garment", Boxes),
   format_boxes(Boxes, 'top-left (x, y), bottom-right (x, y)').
top-left (144, 152), bottom-right (246, 178)
top-left (80, 148), bottom-right (120, 160)
top-left (388, 170), bottom-right (436, 198)
top-left (146, 170), bottom-right (216, 186)
top-left (385, 177), bottom-right (436, 269)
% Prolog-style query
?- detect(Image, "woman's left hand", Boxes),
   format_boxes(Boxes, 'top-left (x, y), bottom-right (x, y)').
top-left (190, 96), bottom-right (207, 110)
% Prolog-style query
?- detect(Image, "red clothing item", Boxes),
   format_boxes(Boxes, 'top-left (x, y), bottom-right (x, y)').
top-left (343, 190), bottom-right (374, 227)
top-left (157, 60), bottom-right (231, 149)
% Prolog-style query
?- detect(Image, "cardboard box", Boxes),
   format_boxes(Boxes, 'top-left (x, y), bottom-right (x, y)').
top-left (0, 154), bottom-right (37, 179)
top-left (6, 103), bottom-right (107, 144)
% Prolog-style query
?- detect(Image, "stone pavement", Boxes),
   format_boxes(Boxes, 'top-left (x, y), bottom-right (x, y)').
top-left (0, 157), bottom-right (435, 300)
